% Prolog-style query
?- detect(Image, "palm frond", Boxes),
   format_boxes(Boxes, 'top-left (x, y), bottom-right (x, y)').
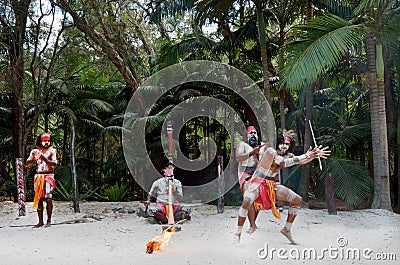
top-left (282, 14), bottom-right (364, 90)
top-left (354, 0), bottom-right (391, 16)
top-left (235, 18), bottom-right (258, 44)
top-left (177, 88), bottom-right (201, 101)
top-left (176, 35), bottom-right (217, 55)
top-left (83, 99), bottom-right (115, 113)
top-left (195, 0), bottom-right (236, 25)
top-left (320, 158), bottom-right (373, 208)
top-left (55, 106), bottom-right (78, 123)
top-left (148, 0), bottom-right (196, 23)
top-left (314, 0), bottom-right (355, 18)
top-left (100, 125), bottom-right (131, 136)
top-left (330, 124), bottom-right (371, 149)
top-left (81, 118), bottom-right (104, 130)
top-left (0, 106), bottom-right (11, 115)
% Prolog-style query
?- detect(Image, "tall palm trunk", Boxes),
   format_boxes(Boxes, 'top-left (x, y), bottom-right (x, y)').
top-left (254, 0), bottom-right (271, 104)
top-left (367, 32), bottom-right (392, 210)
top-left (298, 0), bottom-right (314, 201)
top-left (298, 84), bottom-right (314, 201)
top-left (366, 32), bottom-right (381, 208)
top-left (375, 42), bottom-right (392, 210)
top-left (254, 0), bottom-right (275, 146)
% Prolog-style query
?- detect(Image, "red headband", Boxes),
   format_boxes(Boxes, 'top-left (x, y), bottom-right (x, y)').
top-left (246, 126), bottom-right (257, 134)
top-left (41, 135), bottom-right (50, 141)
top-left (283, 136), bottom-right (291, 144)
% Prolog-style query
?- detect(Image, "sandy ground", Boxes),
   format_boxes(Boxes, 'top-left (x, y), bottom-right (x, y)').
top-left (0, 200), bottom-right (399, 265)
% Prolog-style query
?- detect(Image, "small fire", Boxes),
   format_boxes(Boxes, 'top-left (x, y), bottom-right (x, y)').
top-left (146, 230), bottom-right (175, 254)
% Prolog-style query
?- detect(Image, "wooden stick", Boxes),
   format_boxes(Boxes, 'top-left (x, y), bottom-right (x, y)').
top-left (167, 178), bottom-right (175, 225)
top-left (166, 121), bottom-right (175, 225)
top-left (308, 120), bottom-right (323, 170)
top-left (16, 158), bottom-right (26, 216)
top-left (162, 219), bottom-right (187, 232)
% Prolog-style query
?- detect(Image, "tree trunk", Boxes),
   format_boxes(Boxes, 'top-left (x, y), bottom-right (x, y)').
top-left (297, 0), bottom-right (315, 202)
top-left (71, 125), bottom-right (80, 213)
top-left (10, 0), bottom-right (30, 159)
top-left (254, 0), bottom-right (271, 104)
top-left (57, 0), bottom-right (145, 115)
top-left (375, 42), bottom-right (392, 211)
top-left (298, 84), bottom-right (314, 201)
top-left (325, 173), bottom-right (337, 215)
top-left (366, 32), bottom-right (382, 208)
top-left (279, 88), bottom-right (285, 130)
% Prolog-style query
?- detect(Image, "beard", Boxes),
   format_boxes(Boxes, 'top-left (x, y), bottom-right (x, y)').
top-left (41, 143), bottom-right (50, 149)
top-left (247, 135), bottom-right (258, 147)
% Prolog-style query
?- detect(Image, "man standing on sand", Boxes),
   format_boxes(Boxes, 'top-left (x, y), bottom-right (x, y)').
top-left (26, 133), bottom-right (58, 228)
top-left (235, 125), bottom-right (266, 234)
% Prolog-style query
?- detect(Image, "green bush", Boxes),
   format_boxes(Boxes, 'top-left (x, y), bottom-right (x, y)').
top-left (105, 183), bottom-right (128, 202)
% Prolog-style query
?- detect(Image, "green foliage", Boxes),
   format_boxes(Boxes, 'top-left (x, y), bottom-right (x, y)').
top-left (53, 166), bottom-right (105, 201)
top-left (105, 183), bottom-right (128, 202)
top-left (320, 158), bottom-right (373, 208)
top-left (54, 181), bottom-right (104, 201)
top-left (282, 14), bottom-right (365, 90)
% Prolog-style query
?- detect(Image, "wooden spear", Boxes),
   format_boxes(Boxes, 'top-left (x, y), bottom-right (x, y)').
top-left (308, 120), bottom-right (323, 170)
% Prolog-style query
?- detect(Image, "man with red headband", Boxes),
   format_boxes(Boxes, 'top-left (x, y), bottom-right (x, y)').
top-left (235, 126), bottom-right (266, 234)
top-left (234, 131), bottom-right (331, 244)
top-left (26, 133), bottom-right (58, 227)
top-left (145, 165), bottom-right (191, 224)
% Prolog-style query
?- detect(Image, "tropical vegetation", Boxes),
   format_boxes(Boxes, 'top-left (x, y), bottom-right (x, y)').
top-left (0, 0), bottom-right (399, 212)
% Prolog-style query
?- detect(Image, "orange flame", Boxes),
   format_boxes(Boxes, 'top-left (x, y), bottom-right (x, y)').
top-left (146, 230), bottom-right (175, 254)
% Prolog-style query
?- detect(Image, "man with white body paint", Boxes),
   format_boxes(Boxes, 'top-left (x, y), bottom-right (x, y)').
top-left (234, 130), bottom-right (331, 244)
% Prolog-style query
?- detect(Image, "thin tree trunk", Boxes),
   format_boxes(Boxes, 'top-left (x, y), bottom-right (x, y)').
top-left (71, 125), bottom-right (80, 213)
top-left (254, 0), bottom-right (271, 103)
top-left (279, 89), bottom-right (285, 130)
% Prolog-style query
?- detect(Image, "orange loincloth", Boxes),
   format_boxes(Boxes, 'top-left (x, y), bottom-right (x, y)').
top-left (33, 174), bottom-right (55, 209)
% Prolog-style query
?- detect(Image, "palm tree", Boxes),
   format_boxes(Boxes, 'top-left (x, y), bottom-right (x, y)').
top-left (281, 0), bottom-right (399, 210)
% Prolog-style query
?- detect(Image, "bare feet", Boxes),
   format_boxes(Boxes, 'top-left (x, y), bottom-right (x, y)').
top-left (280, 228), bottom-right (297, 244)
top-left (233, 234), bottom-right (241, 244)
top-left (34, 222), bottom-right (44, 228)
top-left (44, 223), bottom-right (51, 228)
top-left (246, 226), bottom-right (257, 234)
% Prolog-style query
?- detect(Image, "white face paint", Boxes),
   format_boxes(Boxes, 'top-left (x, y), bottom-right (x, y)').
top-left (41, 140), bottom-right (50, 149)
top-left (277, 143), bottom-right (289, 155)
top-left (247, 130), bottom-right (258, 147)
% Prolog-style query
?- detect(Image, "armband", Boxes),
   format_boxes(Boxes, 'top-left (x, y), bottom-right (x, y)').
top-left (284, 158), bottom-right (295, 167)
top-left (298, 152), bottom-right (311, 162)
top-left (298, 154), bottom-right (306, 161)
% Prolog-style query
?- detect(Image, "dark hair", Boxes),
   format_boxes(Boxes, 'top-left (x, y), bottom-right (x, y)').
top-left (276, 132), bottom-right (295, 152)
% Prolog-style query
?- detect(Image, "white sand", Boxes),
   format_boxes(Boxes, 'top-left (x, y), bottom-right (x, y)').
top-left (0, 201), bottom-right (399, 265)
